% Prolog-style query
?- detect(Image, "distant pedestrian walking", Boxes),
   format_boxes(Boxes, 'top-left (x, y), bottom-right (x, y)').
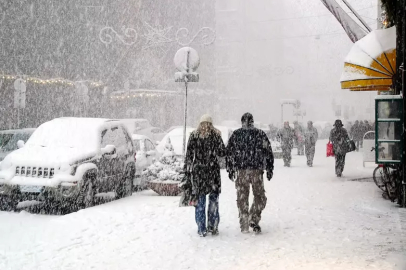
top-left (277, 122), bottom-right (294, 167)
top-left (293, 121), bottom-right (304, 155)
top-left (329, 119), bottom-right (349, 177)
top-left (226, 113), bottom-right (274, 233)
top-left (304, 121), bottom-right (318, 167)
top-left (184, 114), bottom-right (226, 237)
top-left (350, 120), bottom-right (363, 151)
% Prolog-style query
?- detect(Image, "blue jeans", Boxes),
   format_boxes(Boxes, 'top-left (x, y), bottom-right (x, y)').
top-left (195, 193), bottom-right (220, 233)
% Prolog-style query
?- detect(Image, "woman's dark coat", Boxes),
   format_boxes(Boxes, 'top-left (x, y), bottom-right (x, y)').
top-left (184, 129), bottom-right (226, 196)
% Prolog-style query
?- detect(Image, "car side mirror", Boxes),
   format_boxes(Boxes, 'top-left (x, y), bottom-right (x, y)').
top-left (17, 140), bottom-right (25, 149)
top-left (101, 145), bottom-right (116, 155)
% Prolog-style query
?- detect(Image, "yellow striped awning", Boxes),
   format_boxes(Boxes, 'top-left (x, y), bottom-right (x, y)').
top-left (341, 27), bottom-right (396, 92)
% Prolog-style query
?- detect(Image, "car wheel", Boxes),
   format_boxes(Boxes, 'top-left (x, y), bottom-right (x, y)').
top-left (117, 165), bottom-right (135, 199)
top-left (0, 196), bottom-right (18, 212)
top-left (77, 170), bottom-right (96, 209)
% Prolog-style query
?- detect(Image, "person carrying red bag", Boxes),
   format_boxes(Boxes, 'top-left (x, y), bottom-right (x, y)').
top-left (329, 119), bottom-right (349, 177)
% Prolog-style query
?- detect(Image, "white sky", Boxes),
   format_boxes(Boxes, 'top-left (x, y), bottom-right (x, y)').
top-left (216, 0), bottom-right (379, 125)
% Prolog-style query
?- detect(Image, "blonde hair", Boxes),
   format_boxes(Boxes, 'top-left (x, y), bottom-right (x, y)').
top-left (196, 122), bottom-right (220, 138)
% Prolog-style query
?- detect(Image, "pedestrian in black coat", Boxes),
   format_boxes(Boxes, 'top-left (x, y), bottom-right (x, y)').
top-left (184, 114), bottom-right (226, 237)
top-left (226, 113), bottom-right (274, 233)
top-left (304, 121), bottom-right (318, 167)
top-left (330, 119), bottom-right (349, 177)
top-left (351, 120), bottom-right (364, 151)
top-left (277, 122), bottom-right (294, 167)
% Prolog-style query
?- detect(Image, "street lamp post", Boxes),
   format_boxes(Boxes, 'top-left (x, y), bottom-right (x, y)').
top-left (280, 99), bottom-right (300, 124)
top-left (174, 47), bottom-right (200, 157)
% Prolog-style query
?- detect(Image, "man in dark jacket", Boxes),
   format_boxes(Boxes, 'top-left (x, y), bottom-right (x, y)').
top-left (277, 121), bottom-right (294, 167)
top-left (330, 119), bottom-right (349, 177)
top-left (304, 121), bottom-right (318, 167)
top-left (226, 113), bottom-right (274, 233)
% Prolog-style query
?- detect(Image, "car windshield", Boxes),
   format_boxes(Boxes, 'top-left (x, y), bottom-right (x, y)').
top-left (1, 132), bottom-right (32, 152)
top-left (0, 133), bottom-right (13, 149)
top-left (135, 121), bottom-right (149, 130)
top-left (26, 120), bottom-right (99, 150)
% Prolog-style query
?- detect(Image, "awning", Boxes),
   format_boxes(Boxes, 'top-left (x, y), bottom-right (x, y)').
top-left (340, 26), bottom-right (396, 92)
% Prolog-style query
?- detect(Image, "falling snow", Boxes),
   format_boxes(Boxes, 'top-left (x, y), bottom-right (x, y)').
top-left (0, 0), bottom-right (405, 269)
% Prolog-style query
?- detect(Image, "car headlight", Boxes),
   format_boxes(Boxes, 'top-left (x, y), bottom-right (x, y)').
top-left (0, 159), bottom-right (12, 171)
top-left (60, 164), bottom-right (77, 175)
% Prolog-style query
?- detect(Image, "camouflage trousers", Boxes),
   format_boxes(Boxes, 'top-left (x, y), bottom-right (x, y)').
top-left (282, 146), bottom-right (292, 166)
top-left (305, 144), bottom-right (316, 166)
top-left (297, 143), bottom-right (305, 156)
top-left (235, 170), bottom-right (267, 231)
top-left (335, 153), bottom-right (346, 175)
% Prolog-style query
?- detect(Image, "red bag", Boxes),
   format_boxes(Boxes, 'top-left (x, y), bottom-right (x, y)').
top-left (326, 141), bottom-right (334, 157)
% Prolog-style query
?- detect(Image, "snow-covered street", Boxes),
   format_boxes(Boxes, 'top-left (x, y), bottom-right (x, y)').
top-left (0, 141), bottom-right (405, 270)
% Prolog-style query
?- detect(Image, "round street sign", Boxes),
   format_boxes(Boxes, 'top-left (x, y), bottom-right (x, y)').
top-left (174, 47), bottom-right (200, 72)
top-left (14, 78), bottom-right (26, 93)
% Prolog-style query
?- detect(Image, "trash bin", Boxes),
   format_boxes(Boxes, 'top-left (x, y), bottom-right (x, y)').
top-left (363, 131), bottom-right (375, 167)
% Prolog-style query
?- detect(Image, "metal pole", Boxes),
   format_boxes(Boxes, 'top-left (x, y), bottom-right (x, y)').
top-left (182, 50), bottom-right (191, 157)
top-left (182, 81), bottom-right (188, 157)
top-left (342, 0), bottom-right (372, 32)
top-left (377, 0), bottom-right (383, 29)
top-left (17, 108), bottom-right (20, 129)
top-left (281, 104), bottom-right (283, 125)
top-left (369, 92), bottom-right (372, 120)
top-left (402, 0), bottom-right (406, 208)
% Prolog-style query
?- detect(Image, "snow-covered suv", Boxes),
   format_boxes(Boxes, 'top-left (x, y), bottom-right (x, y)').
top-left (0, 118), bottom-right (136, 211)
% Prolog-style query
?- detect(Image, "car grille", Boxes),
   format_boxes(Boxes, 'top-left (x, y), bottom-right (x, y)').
top-left (15, 166), bottom-right (55, 178)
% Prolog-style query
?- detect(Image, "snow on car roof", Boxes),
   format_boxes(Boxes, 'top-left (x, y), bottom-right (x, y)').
top-left (26, 118), bottom-right (120, 151)
top-left (167, 127), bottom-right (195, 136)
top-left (0, 128), bottom-right (36, 134)
top-left (58, 117), bottom-right (117, 125)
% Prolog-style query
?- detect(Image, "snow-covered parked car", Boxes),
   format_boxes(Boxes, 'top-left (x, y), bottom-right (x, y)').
top-left (120, 118), bottom-right (166, 142)
top-left (0, 118), bottom-right (136, 211)
top-left (132, 134), bottom-right (161, 189)
top-left (0, 128), bottom-right (36, 162)
top-left (157, 127), bottom-right (195, 156)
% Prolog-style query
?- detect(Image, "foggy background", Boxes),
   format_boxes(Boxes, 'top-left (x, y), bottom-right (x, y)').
top-left (0, 0), bottom-right (378, 129)
top-left (216, 0), bottom-right (378, 125)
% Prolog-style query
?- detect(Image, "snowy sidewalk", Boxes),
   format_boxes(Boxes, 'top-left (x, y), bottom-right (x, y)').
top-left (0, 141), bottom-right (405, 270)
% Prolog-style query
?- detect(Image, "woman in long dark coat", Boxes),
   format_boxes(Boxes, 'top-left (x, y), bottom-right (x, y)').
top-left (184, 114), bottom-right (226, 237)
